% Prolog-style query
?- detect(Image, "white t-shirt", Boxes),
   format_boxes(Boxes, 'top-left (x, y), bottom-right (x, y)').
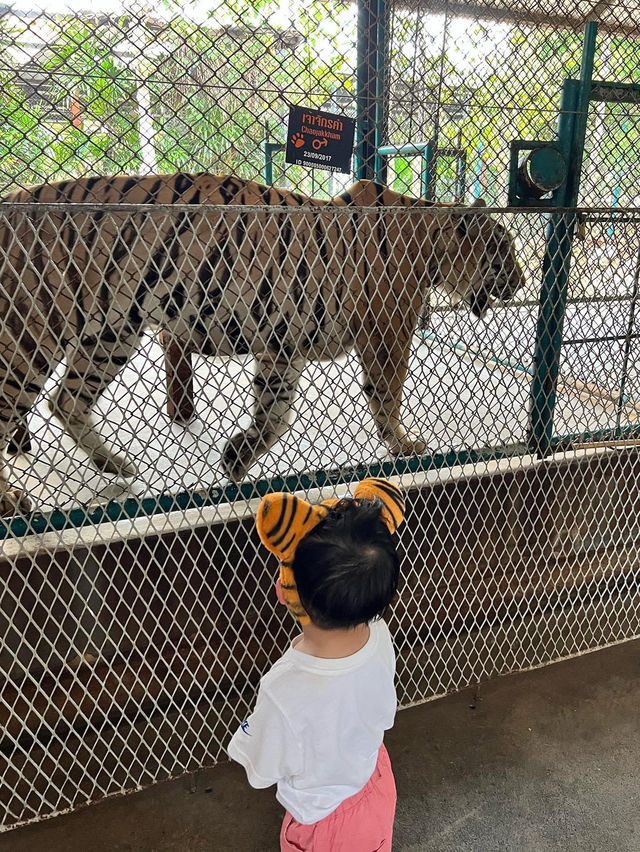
top-left (227, 618), bottom-right (397, 825)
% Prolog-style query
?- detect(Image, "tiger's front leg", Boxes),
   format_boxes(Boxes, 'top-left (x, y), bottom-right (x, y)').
top-left (355, 331), bottom-right (426, 458)
top-left (222, 351), bottom-right (306, 481)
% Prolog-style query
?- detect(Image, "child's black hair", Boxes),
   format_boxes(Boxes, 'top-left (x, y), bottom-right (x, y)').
top-left (292, 496), bottom-right (400, 630)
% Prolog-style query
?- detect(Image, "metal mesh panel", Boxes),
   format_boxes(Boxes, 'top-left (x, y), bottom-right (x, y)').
top-left (3, 1), bottom-right (637, 201)
top-left (0, 199), bottom-right (527, 507)
top-left (1, 0), bottom-right (640, 834)
top-left (1, 0), bottom-right (358, 196)
top-left (383, 2), bottom-right (640, 204)
top-left (1, 198), bottom-right (639, 830)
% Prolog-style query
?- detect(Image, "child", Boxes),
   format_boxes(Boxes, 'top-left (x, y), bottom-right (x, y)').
top-left (227, 477), bottom-right (404, 851)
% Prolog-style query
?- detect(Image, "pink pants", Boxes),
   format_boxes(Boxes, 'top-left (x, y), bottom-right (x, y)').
top-left (280, 744), bottom-right (397, 852)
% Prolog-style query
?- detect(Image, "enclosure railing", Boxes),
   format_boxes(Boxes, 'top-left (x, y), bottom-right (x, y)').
top-left (3, 0), bottom-right (640, 833)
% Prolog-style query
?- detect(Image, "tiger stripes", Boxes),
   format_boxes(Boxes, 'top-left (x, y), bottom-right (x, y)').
top-left (256, 477), bottom-right (405, 623)
top-left (0, 173), bottom-right (524, 515)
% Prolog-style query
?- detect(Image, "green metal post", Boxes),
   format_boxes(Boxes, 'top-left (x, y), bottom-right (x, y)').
top-left (528, 22), bottom-right (597, 457)
top-left (264, 142), bottom-right (284, 185)
top-left (264, 147), bottom-right (272, 185)
top-left (355, 0), bottom-right (378, 179)
top-left (455, 130), bottom-right (466, 200)
top-left (425, 139), bottom-right (436, 200)
top-left (615, 243), bottom-right (640, 433)
top-left (373, 0), bottom-right (388, 184)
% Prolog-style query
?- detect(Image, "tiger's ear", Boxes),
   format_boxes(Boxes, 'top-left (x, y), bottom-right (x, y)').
top-left (456, 198), bottom-right (489, 238)
top-left (353, 478), bottom-right (405, 533)
top-left (256, 492), bottom-right (338, 625)
top-left (256, 493), bottom-right (337, 563)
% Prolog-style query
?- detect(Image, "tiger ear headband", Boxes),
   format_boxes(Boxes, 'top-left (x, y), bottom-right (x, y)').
top-left (255, 478), bottom-right (405, 624)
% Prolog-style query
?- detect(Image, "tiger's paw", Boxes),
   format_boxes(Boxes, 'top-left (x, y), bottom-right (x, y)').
top-left (7, 423), bottom-right (32, 456)
top-left (388, 432), bottom-right (427, 457)
top-left (0, 488), bottom-right (32, 516)
top-left (92, 450), bottom-right (137, 479)
top-left (222, 431), bottom-right (258, 482)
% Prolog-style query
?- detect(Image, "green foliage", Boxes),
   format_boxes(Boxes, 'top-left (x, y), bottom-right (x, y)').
top-left (0, 71), bottom-right (52, 187)
top-left (0, 18), bottom-right (54, 187)
top-left (41, 18), bottom-right (142, 176)
top-left (149, 1), bottom-right (353, 188)
top-left (0, 0), bottom-right (356, 195)
top-left (1, 4), bottom-right (640, 205)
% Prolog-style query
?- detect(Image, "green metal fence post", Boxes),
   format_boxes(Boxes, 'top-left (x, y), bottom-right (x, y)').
top-left (373, 0), bottom-right (389, 184)
top-left (455, 132), bottom-right (467, 201)
top-left (263, 142), bottom-right (284, 185)
top-left (425, 139), bottom-right (436, 200)
top-left (356, 0), bottom-right (386, 180)
top-left (355, 0), bottom-right (377, 179)
top-left (528, 21), bottom-right (598, 458)
top-left (615, 244), bottom-right (640, 434)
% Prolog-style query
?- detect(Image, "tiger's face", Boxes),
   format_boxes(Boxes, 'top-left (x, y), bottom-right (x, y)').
top-left (467, 217), bottom-right (526, 318)
top-left (432, 200), bottom-right (525, 319)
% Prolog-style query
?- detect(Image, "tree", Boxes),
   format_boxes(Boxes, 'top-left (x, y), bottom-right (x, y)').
top-left (2, 3), bottom-right (639, 208)
top-left (0, 18), bottom-right (56, 189)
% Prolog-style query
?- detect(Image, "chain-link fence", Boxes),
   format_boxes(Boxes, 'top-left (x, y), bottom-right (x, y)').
top-left (4, 0), bottom-right (639, 203)
top-left (2, 0), bottom-right (640, 833)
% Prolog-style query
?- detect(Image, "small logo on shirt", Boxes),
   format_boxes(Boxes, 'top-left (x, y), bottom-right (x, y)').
top-left (240, 721), bottom-right (251, 736)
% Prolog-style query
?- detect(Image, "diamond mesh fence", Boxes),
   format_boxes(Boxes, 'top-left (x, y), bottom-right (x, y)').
top-left (1, 0), bottom-right (640, 834)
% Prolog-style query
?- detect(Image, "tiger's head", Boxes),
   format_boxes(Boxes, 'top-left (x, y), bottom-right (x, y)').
top-left (431, 198), bottom-right (525, 319)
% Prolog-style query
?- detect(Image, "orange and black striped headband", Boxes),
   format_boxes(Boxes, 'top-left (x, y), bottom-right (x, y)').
top-left (256, 478), bottom-right (405, 624)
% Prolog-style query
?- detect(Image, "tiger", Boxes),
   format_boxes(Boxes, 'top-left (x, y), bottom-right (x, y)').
top-left (0, 173), bottom-right (525, 515)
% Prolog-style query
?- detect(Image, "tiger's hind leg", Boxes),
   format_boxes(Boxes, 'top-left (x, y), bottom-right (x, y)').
top-left (222, 351), bottom-right (306, 481)
top-left (355, 327), bottom-right (426, 458)
top-left (0, 340), bottom-right (60, 515)
top-left (47, 327), bottom-right (142, 477)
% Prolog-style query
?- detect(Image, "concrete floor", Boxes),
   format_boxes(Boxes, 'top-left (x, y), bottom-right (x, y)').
top-left (3, 638), bottom-right (640, 852)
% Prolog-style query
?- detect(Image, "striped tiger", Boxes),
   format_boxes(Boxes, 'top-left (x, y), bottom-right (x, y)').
top-left (0, 173), bottom-right (525, 515)
top-left (256, 477), bottom-right (405, 623)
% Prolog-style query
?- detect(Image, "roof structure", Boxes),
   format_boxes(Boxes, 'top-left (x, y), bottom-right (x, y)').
top-left (394, 0), bottom-right (640, 38)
